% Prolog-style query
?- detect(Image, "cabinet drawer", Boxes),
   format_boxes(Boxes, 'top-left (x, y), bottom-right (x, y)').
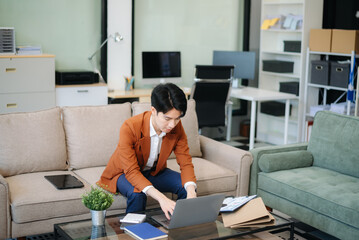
top-left (56, 85), bottom-right (108, 106)
top-left (0, 57), bottom-right (55, 93)
top-left (0, 92), bottom-right (56, 114)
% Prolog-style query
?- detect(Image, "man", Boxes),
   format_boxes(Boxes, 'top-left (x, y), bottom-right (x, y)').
top-left (97, 83), bottom-right (197, 220)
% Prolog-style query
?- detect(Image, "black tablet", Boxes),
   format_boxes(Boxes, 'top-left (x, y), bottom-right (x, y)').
top-left (44, 174), bottom-right (84, 190)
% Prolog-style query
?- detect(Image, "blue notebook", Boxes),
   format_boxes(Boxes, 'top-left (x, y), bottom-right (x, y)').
top-left (124, 222), bottom-right (167, 240)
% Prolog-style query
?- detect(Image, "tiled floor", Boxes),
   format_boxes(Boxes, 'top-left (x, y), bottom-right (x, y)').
top-left (220, 135), bottom-right (273, 151)
top-left (272, 210), bottom-right (339, 240)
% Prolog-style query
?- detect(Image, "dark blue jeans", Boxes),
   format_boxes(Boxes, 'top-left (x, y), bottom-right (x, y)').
top-left (117, 168), bottom-right (187, 213)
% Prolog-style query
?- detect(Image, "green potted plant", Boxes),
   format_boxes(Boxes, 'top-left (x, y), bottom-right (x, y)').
top-left (82, 187), bottom-right (114, 226)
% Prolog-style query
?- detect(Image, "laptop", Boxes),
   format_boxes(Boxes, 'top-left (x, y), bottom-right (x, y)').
top-left (44, 174), bottom-right (84, 190)
top-left (151, 194), bottom-right (225, 229)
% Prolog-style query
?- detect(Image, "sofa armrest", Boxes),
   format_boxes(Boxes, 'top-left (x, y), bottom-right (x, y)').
top-left (249, 143), bottom-right (308, 196)
top-left (199, 135), bottom-right (253, 196)
top-left (0, 174), bottom-right (10, 239)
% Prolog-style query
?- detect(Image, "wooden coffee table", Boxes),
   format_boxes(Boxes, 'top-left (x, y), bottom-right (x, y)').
top-left (54, 208), bottom-right (294, 240)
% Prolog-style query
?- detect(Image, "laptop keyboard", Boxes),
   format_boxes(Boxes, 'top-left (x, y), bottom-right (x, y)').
top-left (162, 219), bottom-right (170, 225)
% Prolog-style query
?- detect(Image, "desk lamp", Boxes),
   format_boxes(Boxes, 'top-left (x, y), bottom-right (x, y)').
top-left (88, 32), bottom-right (123, 83)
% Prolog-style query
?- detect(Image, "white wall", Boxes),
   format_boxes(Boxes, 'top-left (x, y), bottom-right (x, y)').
top-left (133, 0), bottom-right (244, 88)
top-left (0, 0), bottom-right (101, 71)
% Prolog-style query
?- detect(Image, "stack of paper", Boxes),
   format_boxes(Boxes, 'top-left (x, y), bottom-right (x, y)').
top-left (120, 213), bottom-right (146, 224)
top-left (16, 45), bottom-right (42, 55)
top-left (330, 102), bottom-right (355, 115)
top-left (222, 197), bottom-right (275, 228)
top-left (309, 104), bottom-right (330, 117)
top-left (220, 195), bottom-right (257, 212)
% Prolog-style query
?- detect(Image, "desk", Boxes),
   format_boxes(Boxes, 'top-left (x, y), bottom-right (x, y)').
top-left (230, 87), bottom-right (298, 150)
top-left (108, 88), bottom-right (192, 103)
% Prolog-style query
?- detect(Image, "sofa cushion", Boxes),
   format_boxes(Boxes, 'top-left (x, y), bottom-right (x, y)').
top-left (167, 158), bottom-right (237, 196)
top-left (6, 171), bottom-right (91, 224)
top-left (132, 99), bottom-right (202, 158)
top-left (62, 104), bottom-right (132, 170)
top-left (0, 108), bottom-right (67, 177)
top-left (258, 166), bottom-right (359, 229)
top-left (308, 111), bottom-right (359, 178)
top-left (259, 150), bottom-right (313, 173)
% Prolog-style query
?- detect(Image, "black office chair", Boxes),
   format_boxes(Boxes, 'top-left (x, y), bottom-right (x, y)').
top-left (190, 65), bottom-right (234, 140)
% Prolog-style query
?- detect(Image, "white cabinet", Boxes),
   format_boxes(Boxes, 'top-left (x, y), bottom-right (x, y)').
top-left (257, 0), bottom-right (323, 145)
top-left (0, 55), bottom-right (56, 114)
top-left (56, 83), bottom-right (108, 107)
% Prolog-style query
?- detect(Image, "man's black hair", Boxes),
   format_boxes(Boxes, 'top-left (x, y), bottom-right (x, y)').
top-left (151, 83), bottom-right (187, 117)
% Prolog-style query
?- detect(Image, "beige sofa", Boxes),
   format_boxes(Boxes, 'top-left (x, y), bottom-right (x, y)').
top-left (0, 100), bottom-right (253, 239)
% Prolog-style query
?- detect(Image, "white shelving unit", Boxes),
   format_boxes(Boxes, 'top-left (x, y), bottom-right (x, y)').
top-left (257, 0), bottom-right (323, 145)
top-left (303, 49), bottom-right (358, 141)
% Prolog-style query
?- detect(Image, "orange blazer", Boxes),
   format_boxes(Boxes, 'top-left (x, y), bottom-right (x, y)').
top-left (97, 111), bottom-right (196, 194)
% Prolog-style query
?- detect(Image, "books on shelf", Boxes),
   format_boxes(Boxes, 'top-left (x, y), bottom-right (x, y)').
top-left (124, 222), bottom-right (167, 240)
top-left (222, 197), bottom-right (275, 228)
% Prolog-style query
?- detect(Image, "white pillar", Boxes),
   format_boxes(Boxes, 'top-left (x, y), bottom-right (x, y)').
top-left (107, 0), bottom-right (132, 91)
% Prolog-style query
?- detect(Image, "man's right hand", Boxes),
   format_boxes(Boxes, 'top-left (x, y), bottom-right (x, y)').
top-left (146, 186), bottom-right (176, 220)
top-left (158, 196), bottom-right (176, 220)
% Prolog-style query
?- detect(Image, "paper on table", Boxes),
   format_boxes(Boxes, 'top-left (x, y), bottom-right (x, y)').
top-left (222, 197), bottom-right (270, 228)
top-left (230, 212), bottom-right (275, 228)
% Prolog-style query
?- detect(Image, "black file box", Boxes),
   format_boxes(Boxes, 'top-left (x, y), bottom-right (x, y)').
top-left (329, 62), bottom-right (350, 88)
top-left (283, 41), bottom-right (301, 53)
top-left (279, 81), bottom-right (299, 96)
top-left (262, 60), bottom-right (294, 73)
top-left (310, 60), bottom-right (329, 85)
top-left (260, 101), bottom-right (292, 117)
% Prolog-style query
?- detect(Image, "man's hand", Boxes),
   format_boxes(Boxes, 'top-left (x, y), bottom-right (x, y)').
top-left (158, 196), bottom-right (176, 220)
top-left (146, 187), bottom-right (175, 220)
top-left (186, 184), bottom-right (197, 199)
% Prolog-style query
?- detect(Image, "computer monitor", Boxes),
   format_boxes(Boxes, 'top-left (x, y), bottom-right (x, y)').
top-left (142, 51), bottom-right (182, 84)
top-left (213, 51), bottom-right (256, 80)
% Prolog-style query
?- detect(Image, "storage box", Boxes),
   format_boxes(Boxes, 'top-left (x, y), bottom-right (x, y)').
top-left (283, 41), bottom-right (301, 53)
top-left (309, 29), bottom-right (332, 52)
top-left (262, 60), bottom-right (294, 73)
top-left (310, 60), bottom-right (330, 85)
top-left (279, 81), bottom-right (299, 96)
top-left (331, 29), bottom-right (359, 54)
top-left (329, 61), bottom-right (350, 88)
top-left (260, 101), bottom-right (292, 116)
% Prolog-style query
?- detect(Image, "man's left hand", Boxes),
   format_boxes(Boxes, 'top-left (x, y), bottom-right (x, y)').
top-left (186, 185), bottom-right (197, 199)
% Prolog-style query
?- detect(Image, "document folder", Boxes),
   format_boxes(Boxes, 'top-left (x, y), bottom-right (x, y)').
top-left (222, 197), bottom-right (275, 228)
